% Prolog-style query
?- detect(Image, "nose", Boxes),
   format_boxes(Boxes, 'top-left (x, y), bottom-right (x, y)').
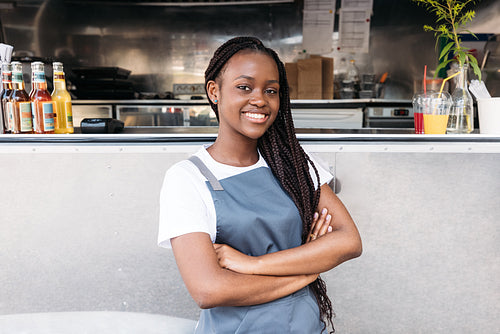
top-left (249, 90), bottom-right (267, 107)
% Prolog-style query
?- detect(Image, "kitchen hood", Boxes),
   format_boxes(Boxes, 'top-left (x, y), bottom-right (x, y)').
top-left (8, 0), bottom-right (293, 7)
top-left (67, 0), bottom-right (294, 6)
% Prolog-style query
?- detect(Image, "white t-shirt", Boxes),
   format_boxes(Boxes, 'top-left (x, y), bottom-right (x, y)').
top-left (158, 145), bottom-right (333, 248)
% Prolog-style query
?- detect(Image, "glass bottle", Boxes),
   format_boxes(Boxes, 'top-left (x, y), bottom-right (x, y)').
top-left (10, 61), bottom-right (33, 134)
top-left (335, 58), bottom-right (348, 82)
top-left (31, 62), bottom-right (55, 134)
top-left (346, 59), bottom-right (360, 98)
top-left (29, 62), bottom-right (36, 99)
top-left (334, 58), bottom-right (347, 99)
top-left (1, 62), bottom-right (14, 134)
top-left (447, 64), bottom-right (474, 134)
top-left (51, 62), bottom-right (74, 134)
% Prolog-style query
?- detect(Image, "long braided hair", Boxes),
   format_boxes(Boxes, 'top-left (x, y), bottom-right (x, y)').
top-left (205, 36), bottom-right (334, 333)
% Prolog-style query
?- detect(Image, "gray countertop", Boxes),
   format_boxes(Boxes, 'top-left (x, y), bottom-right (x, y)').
top-left (0, 128), bottom-right (499, 144)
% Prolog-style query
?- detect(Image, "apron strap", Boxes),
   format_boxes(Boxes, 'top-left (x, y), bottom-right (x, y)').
top-left (188, 156), bottom-right (224, 191)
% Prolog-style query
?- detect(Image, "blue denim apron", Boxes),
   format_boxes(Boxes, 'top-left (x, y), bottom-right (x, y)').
top-left (188, 156), bottom-right (324, 334)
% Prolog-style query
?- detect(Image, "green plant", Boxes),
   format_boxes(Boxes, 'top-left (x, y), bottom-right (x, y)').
top-left (412, 0), bottom-right (482, 80)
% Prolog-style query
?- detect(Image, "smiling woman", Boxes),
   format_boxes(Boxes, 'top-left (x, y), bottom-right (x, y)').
top-left (206, 50), bottom-right (280, 159)
top-left (158, 36), bottom-right (362, 334)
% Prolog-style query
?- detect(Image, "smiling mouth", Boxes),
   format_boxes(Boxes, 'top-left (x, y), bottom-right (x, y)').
top-left (243, 112), bottom-right (269, 122)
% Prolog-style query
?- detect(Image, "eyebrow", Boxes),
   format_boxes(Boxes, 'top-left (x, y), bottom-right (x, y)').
top-left (234, 75), bottom-right (279, 84)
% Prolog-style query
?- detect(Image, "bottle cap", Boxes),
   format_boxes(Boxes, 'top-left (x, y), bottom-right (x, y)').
top-left (32, 62), bottom-right (45, 72)
top-left (11, 61), bottom-right (22, 73)
top-left (1, 62), bottom-right (11, 72)
top-left (53, 62), bottom-right (64, 72)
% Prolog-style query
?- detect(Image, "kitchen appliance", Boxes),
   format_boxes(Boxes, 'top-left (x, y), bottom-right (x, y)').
top-left (291, 108), bottom-right (363, 129)
top-left (365, 105), bottom-right (414, 128)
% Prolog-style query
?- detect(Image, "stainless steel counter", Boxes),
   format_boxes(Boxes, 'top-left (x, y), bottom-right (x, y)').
top-left (1, 131), bottom-right (499, 334)
top-left (1, 132), bottom-right (499, 156)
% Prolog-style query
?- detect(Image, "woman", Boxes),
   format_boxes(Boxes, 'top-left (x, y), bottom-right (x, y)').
top-left (158, 36), bottom-right (362, 333)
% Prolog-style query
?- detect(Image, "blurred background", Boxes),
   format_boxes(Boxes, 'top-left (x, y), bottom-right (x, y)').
top-left (1, 0), bottom-right (498, 100)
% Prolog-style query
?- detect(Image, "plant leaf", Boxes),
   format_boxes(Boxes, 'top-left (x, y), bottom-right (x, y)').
top-left (434, 59), bottom-right (454, 78)
top-left (455, 51), bottom-right (466, 66)
top-left (439, 41), bottom-right (455, 60)
top-left (467, 54), bottom-right (482, 81)
top-left (463, 30), bottom-right (478, 39)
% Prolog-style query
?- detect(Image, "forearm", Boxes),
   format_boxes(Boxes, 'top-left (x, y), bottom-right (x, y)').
top-left (254, 229), bottom-right (361, 276)
top-left (197, 268), bottom-right (316, 308)
top-left (171, 232), bottom-right (316, 309)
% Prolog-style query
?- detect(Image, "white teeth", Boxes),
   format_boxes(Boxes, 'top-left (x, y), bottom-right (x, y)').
top-left (245, 112), bottom-right (266, 119)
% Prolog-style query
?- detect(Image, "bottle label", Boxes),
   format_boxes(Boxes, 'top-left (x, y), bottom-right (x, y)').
top-left (2, 72), bottom-right (12, 84)
top-left (54, 72), bottom-right (65, 82)
top-left (42, 102), bottom-right (55, 131)
top-left (54, 106), bottom-right (58, 130)
top-left (19, 102), bottom-right (33, 132)
top-left (7, 102), bottom-right (14, 131)
top-left (33, 72), bottom-right (46, 83)
top-left (12, 72), bottom-right (23, 84)
top-left (31, 101), bottom-right (36, 122)
top-left (65, 101), bottom-right (73, 127)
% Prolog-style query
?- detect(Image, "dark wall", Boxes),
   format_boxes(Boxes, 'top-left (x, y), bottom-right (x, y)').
top-left (1, 0), bottom-right (498, 99)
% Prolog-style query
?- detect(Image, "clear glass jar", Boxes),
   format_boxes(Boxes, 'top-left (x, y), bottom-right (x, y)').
top-left (342, 59), bottom-right (360, 99)
top-left (447, 64), bottom-right (474, 134)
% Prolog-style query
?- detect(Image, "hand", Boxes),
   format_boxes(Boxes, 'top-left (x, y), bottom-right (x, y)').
top-left (306, 208), bottom-right (332, 243)
top-left (213, 243), bottom-right (257, 275)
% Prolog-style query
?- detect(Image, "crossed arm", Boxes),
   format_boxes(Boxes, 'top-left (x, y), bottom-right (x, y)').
top-left (170, 184), bottom-right (362, 309)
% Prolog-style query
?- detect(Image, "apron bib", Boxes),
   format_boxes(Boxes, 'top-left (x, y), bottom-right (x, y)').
top-left (188, 156), bottom-right (324, 334)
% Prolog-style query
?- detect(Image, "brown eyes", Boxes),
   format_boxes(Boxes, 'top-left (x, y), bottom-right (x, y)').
top-left (237, 85), bottom-right (251, 91)
top-left (236, 85), bottom-right (278, 95)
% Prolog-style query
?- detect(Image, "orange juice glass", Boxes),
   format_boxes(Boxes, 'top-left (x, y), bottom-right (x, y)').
top-left (424, 114), bottom-right (450, 134)
top-left (421, 92), bottom-right (452, 135)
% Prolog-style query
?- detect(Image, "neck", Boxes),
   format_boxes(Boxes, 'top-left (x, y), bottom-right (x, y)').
top-left (54, 80), bottom-right (66, 90)
top-left (33, 82), bottom-right (47, 90)
top-left (13, 81), bottom-right (24, 90)
top-left (207, 135), bottom-right (259, 167)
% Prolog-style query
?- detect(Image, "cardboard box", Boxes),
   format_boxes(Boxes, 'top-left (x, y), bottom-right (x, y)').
top-left (297, 57), bottom-right (323, 99)
top-left (294, 56), bottom-right (334, 99)
top-left (310, 55), bottom-right (334, 99)
top-left (320, 57), bottom-right (334, 99)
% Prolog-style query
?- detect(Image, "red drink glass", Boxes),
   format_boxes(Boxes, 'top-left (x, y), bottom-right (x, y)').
top-left (414, 111), bottom-right (424, 134)
top-left (412, 92), bottom-right (433, 134)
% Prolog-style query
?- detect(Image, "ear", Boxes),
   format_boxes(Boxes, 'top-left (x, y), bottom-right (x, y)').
top-left (206, 80), bottom-right (219, 104)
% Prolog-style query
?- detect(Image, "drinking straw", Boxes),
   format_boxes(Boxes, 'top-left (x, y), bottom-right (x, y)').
top-left (423, 65), bottom-right (427, 94)
top-left (438, 70), bottom-right (460, 98)
top-left (431, 70), bottom-right (461, 116)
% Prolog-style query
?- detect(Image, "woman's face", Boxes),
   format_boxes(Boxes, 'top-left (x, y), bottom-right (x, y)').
top-left (207, 50), bottom-right (280, 142)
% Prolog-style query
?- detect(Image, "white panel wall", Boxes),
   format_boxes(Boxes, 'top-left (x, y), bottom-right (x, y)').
top-left (0, 140), bottom-right (499, 333)
top-left (0, 144), bottom-right (200, 320)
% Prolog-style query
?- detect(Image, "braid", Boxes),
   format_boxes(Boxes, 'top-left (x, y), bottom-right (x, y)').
top-left (205, 36), bottom-right (335, 333)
